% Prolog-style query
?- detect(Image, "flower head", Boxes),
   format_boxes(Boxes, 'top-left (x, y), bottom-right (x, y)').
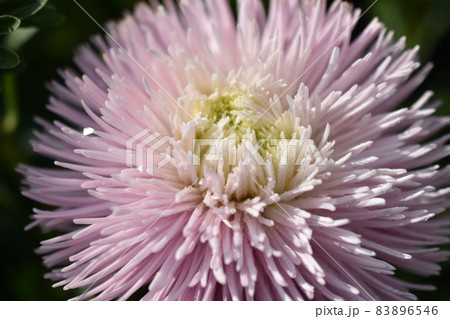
top-left (21, 0), bottom-right (450, 300)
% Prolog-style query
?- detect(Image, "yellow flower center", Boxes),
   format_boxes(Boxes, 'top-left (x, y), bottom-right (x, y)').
top-left (180, 88), bottom-right (325, 201)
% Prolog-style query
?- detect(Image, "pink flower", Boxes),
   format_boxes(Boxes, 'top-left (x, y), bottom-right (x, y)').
top-left (21, 0), bottom-right (450, 300)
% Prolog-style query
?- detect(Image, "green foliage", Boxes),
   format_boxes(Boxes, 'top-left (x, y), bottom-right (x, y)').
top-left (0, 45), bottom-right (19, 68)
top-left (0, 0), bottom-right (65, 137)
top-left (0, 15), bottom-right (20, 35)
top-left (0, 0), bottom-right (48, 68)
top-left (21, 5), bottom-right (65, 28)
top-left (7, 0), bottom-right (47, 20)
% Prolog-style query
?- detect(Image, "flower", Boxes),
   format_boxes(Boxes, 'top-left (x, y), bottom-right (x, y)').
top-left (20, 0), bottom-right (450, 301)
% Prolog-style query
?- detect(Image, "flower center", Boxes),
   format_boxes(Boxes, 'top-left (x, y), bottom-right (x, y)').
top-left (192, 89), bottom-right (257, 141)
top-left (177, 88), bottom-right (327, 204)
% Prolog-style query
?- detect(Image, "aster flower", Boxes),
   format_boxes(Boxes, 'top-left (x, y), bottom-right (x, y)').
top-left (20, 0), bottom-right (450, 301)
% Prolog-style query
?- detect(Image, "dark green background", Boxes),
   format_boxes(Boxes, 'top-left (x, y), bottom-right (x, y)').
top-left (0, 0), bottom-right (449, 300)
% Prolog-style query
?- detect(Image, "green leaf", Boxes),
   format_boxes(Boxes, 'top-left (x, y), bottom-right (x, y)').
top-left (20, 6), bottom-right (65, 28)
top-left (4, 27), bottom-right (38, 52)
top-left (0, 46), bottom-right (20, 69)
top-left (0, 15), bottom-right (20, 35)
top-left (10, 0), bottom-right (48, 20)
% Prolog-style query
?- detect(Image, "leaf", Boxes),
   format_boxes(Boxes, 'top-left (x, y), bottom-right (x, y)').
top-left (3, 27), bottom-right (38, 51)
top-left (0, 15), bottom-right (20, 35)
top-left (10, 0), bottom-right (48, 20)
top-left (20, 6), bottom-right (65, 28)
top-left (0, 46), bottom-right (20, 69)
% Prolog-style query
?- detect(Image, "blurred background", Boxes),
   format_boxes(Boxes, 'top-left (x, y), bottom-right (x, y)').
top-left (0, 0), bottom-right (449, 300)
